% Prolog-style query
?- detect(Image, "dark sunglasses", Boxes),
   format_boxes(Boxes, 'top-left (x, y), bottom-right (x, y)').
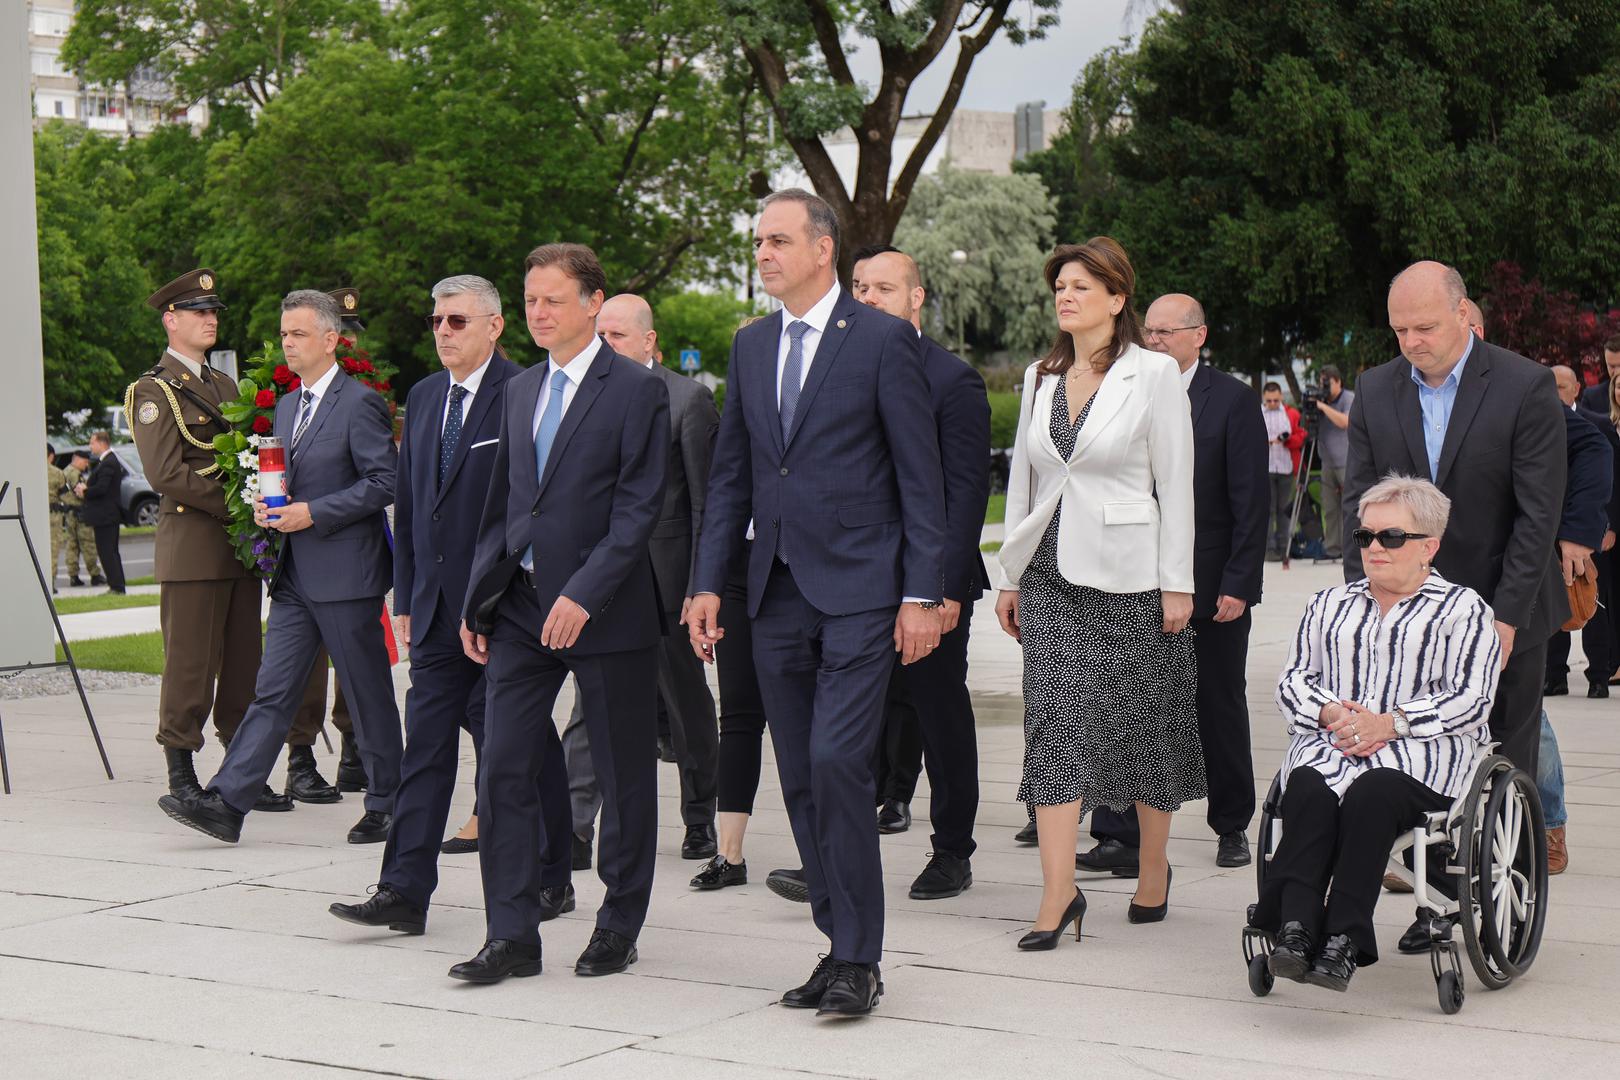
top-left (1352, 527), bottom-right (1431, 550)
top-left (425, 313), bottom-right (496, 331)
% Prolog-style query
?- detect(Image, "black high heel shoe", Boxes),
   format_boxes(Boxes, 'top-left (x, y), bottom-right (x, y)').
top-left (1017, 887), bottom-right (1087, 950)
top-left (1127, 865), bottom-right (1173, 924)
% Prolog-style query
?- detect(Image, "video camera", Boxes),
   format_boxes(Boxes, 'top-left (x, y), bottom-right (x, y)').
top-left (1298, 383), bottom-right (1325, 435)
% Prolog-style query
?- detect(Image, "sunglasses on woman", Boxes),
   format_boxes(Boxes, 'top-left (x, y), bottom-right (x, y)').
top-left (1351, 527), bottom-right (1431, 550)
top-left (425, 313), bottom-right (496, 331)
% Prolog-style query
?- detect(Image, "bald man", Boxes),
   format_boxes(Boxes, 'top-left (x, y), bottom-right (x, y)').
top-left (1345, 260), bottom-right (1566, 953)
top-left (561, 294), bottom-right (723, 863)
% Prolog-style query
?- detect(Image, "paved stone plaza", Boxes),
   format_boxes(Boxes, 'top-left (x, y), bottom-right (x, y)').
top-left (1, 560), bottom-right (1616, 1078)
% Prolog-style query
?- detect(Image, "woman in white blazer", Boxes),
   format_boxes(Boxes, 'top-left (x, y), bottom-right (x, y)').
top-left (994, 237), bottom-right (1206, 950)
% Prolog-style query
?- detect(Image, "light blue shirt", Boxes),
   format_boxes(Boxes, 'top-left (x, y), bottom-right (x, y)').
top-left (1410, 334), bottom-right (1474, 480)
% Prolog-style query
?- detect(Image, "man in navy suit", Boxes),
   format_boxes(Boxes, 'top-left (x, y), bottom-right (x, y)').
top-left (158, 290), bottom-right (401, 845)
top-left (1081, 294), bottom-right (1270, 874)
top-left (449, 244), bottom-right (669, 984)
top-left (688, 189), bottom-right (947, 1017)
top-left (328, 275), bottom-right (522, 936)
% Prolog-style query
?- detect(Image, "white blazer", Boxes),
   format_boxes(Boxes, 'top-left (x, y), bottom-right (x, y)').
top-left (994, 344), bottom-right (1195, 595)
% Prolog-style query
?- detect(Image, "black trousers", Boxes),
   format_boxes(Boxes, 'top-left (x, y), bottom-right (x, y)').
top-left (92, 523), bottom-right (125, 591)
top-left (379, 597), bottom-right (487, 909)
top-left (879, 605), bottom-right (980, 858)
top-left (1252, 767), bottom-right (1447, 964)
top-left (479, 582), bottom-right (656, 946)
top-left (1092, 611), bottom-right (1255, 846)
top-left (715, 567), bottom-right (768, 815)
top-left (1492, 638), bottom-right (1546, 778)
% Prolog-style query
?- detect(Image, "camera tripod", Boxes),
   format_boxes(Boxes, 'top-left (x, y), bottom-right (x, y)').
top-left (1280, 432), bottom-right (1317, 570)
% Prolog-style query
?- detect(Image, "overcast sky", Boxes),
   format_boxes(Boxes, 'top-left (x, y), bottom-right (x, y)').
top-left (844, 0), bottom-right (1141, 115)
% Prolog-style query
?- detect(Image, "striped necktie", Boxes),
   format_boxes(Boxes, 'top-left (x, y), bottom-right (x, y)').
top-left (291, 390), bottom-right (316, 456)
top-left (779, 320), bottom-right (811, 440)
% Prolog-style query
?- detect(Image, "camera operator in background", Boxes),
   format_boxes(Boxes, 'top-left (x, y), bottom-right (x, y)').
top-left (1311, 367), bottom-right (1354, 560)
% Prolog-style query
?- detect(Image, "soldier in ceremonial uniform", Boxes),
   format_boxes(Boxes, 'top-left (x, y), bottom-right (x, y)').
top-left (128, 269), bottom-right (284, 810)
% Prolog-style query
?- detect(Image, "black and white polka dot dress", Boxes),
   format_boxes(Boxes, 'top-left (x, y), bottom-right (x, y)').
top-left (1016, 377), bottom-right (1206, 813)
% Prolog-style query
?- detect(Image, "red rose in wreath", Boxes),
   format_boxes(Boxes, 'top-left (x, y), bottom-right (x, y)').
top-left (272, 364), bottom-right (294, 386)
top-left (251, 415), bottom-right (272, 434)
top-left (254, 389), bottom-right (276, 407)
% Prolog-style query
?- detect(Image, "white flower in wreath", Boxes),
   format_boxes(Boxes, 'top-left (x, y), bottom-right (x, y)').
top-left (240, 488), bottom-right (257, 504)
top-left (237, 450), bottom-right (256, 469)
top-left (247, 434), bottom-right (262, 448)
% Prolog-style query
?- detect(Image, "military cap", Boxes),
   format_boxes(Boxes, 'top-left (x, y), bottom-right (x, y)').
top-left (329, 286), bottom-right (365, 331)
top-left (147, 268), bottom-right (227, 312)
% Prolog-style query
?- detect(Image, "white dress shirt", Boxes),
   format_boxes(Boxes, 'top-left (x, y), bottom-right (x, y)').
top-left (442, 352), bottom-right (494, 429)
top-left (296, 362), bottom-right (341, 423)
top-left (1179, 359), bottom-right (1198, 390)
top-left (775, 282), bottom-right (842, 406)
top-left (531, 335), bottom-right (603, 439)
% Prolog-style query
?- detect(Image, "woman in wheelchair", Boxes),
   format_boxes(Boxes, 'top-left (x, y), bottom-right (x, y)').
top-left (1252, 474), bottom-right (1502, 991)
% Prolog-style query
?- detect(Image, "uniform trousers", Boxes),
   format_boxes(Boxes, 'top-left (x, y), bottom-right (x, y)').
top-left (155, 576), bottom-right (262, 750)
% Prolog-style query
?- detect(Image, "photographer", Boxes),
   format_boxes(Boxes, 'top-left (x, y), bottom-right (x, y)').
top-left (1311, 366), bottom-right (1354, 559)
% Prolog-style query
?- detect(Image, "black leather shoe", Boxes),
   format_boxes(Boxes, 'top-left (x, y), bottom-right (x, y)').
top-left (255, 785), bottom-right (294, 812)
top-left (1589, 682), bottom-right (1610, 699)
top-left (163, 747), bottom-right (204, 800)
top-left (68, 576), bottom-right (85, 587)
top-left (90, 574), bottom-right (106, 586)
top-left (1014, 820), bottom-right (1038, 845)
top-left (539, 883), bottom-right (576, 922)
top-left (285, 744), bottom-right (341, 803)
top-left (1398, 911), bottom-right (1453, 955)
top-left (440, 836), bottom-right (477, 854)
top-left (1304, 933), bottom-right (1357, 991)
top-left (574, 928), bottom-right (637, 975)
top-left (656, 735), bottom-right (677, 763)
top-left (681, 823), bottom-right (718, 860)
top-left (816, 961), bottom-right (882, 1017)
top-left (1127, 865), bottom-right (1172, 923)
top-left (448, 939), bottom-right (542, 983)
top-left (1544, 676), bottom-right (1569, 696)
top-left (690, 855), bottom-right (747, 890)
top-left (875, 798), bottom-right (911, 834)
top-left (1076, 837), bottom-right (1140, 877)
top-left (158, 790), bottom-right (243, 843)
top-left (1216, 831), bottom-right (1251, 868)
top-left (909, 851), bottom-right (972, 900)
top-left (336, 732), bottom-right (368, 792)
top-left (328, 885), bottom-right (426, 935)
top-left (572, 833), bottom-right (593, 871)
top-left (1017, 887), bottom-right (1087, 950)
top-left (347, 810), bottom-right (391, 844)
top-left (1267, 921), bottom-right (1314, 982)
top-left (782, 955), bottom-right (836, 1008)
top-left (767, 866), bottom-right (810, 904)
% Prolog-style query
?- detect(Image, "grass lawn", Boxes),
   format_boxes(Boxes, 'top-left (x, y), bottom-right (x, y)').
top-left (57, 630), bottom-right (166, 675)
top-left (980, 541), bottom-right (1002, 553)
top-left (985, 494), bottom-right (1005, 525)
top-left (128, 575), bottom-right (156, 587)
top-left (54, 593), bottom-right (162, 616)
top-left (121, 526), bottom-right (156, 537)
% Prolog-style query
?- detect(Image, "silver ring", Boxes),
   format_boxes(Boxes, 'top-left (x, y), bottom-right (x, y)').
top-left (1353, 733), bottom-right (1362, 745)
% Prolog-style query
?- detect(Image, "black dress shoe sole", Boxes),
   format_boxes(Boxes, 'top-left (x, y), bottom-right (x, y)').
top-left (348, 830), bottom-right (389, 845)
top-left (287, 787), bottom-right (342, 804)
top-left (440, 837), bottom-right (478, 854)
top-left (909, 874), bottom-right (972, 900)
top-left (681, 843), bottom-right (719, 861)
top-left (158, 796), bottom-right (239, 844)
top-left (1075, 856), bottom-right (1141, 878)
top-left (816, 983), bottom-right (883, 1017)
top-left (1267, 949), bottom-right (1312, 982)
top-left (875, 818), bottom-right (910, 835)
top-left (691, 871), bottom-right (747, 890)
top-left (1302, 969), bottom-right (1351, 992)
top-left (255, 795), bottom-right (295, 813)
top-left (327, 904), bottom-right (426, 935)
top-left (767, 874), bottom-right (811, 904)
top-left (539, 894), bottom-right (577, 922)
top-left (1216, 850), bottom-right (1252, 868)
top-left (1014, 826), bottom-right (1038, 846)
top-left (449, 961), bottom-right (542, 983)
top-left (337, 782), bottom-right (367, 793)
top-left (575, 946), bottom-right (637, 976)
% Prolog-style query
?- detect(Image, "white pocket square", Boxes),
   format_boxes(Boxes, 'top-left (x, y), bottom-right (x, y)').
top-left (469, 438), bottom-right (499, 449)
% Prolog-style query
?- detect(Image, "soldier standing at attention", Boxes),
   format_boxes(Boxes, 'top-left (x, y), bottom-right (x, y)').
top-left (58, 450), bottom-right (102, 588)
top-left (128, 269), bottom-right (285, 811)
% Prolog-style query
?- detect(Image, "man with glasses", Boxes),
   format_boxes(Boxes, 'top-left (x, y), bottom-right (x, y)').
top-left (329, 275), bottom-right (520, 937)
top-left (1082, 294), bottom-right (1269, 876)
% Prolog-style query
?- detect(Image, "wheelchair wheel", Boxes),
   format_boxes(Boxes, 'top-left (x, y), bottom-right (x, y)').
top-left (1458, 757), bottom-right (1547, 988)
top-left (1248, 952), bottom-right (1274, 997)
top-left (1255, 773), bottom-right (1282, 894)
top-left (1437, 969), bottom-right (1465, 1014)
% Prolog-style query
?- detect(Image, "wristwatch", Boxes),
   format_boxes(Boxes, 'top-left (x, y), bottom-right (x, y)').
top-left (1391, 707), bottom-right (1411, 738)
top-left (913, 600), bottom-right (942, 611)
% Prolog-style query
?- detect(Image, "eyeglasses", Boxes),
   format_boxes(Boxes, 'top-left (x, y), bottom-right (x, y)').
top-left (1351, 528), bottom-right (1432, 550)
top-left (426, 313), bottom-right (496, 331)
top-left (1142, 325), bottom-right (1203, 339)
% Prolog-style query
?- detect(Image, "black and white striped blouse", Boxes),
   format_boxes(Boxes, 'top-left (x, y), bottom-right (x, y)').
top-left (1275, 572), bottom-right (1502, 800)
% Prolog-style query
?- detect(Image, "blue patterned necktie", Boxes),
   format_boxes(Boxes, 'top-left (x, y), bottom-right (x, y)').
top-left (524, 368), bottom-right (571, 568)
top-left (779, 320), bottom-right (811, 440)
top-left (439, 384), bottom-right (467, 487)
top-left (290, 390), bottom-right (315, 458)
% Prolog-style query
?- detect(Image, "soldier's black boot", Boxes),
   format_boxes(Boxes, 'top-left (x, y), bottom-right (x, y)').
top-left (285, 744), bottom-right (342, 803)
top-left (336, 732), bottom-right (368, 793)
top-left (164, 748), bottom-right (205, 800)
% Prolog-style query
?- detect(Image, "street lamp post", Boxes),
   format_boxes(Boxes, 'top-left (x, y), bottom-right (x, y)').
top-left (950, 249), bottom-right (968, 355)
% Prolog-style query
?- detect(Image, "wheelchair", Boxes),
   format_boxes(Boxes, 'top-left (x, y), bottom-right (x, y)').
top-left (1241, 748), bottom-right (1548, 1014)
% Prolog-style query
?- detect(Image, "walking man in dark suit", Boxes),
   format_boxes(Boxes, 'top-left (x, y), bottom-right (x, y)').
top-left (1344, 261), bottom-right (1566, 951)
top-left (450, 244), bottom-right (669, 984)
top-left (328, 274), bottom-right (520, 936)
top-left (688, 189), bottom-right (947, 1017)
top-left (1080, 294), bottom-right (1269, 876)
top-left (157, 289), bottom-right (403, 846)
top-left (76, 432), bottom-right (127, 594)
top-left (561, 293), bottom-right (722, 863)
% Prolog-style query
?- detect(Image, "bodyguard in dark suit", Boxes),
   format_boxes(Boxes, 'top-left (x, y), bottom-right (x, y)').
top-left (850, 248), bottom-right (990, 899)
top-left (449, 244), bottom-right (669, 984)
top-left (78, 432), bottom-right (127, 593)
top-left (157, 290), bottom-right (402, 845)
top-left (1346, 262), bottom-right (1566, 781)
top-left (1577, 337), bottom-right (1620, 413)
top-left (561, 293), bottom-right (722, 862)
top-left (688, 190), bottom-right (947, 1017)
top-left (1084, 293), bottom-right (1270, 873)
top-left (328, 275), bottom-right (518, 937)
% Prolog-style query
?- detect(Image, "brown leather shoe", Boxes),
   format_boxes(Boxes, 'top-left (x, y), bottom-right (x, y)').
top-left (1382, 871), bottom-right (1414, 894)
top-left (1547, 827), bottom-right (1568, 874)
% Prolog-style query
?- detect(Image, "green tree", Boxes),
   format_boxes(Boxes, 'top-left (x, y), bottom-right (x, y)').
top-left (895, 164), bottom-right (1055, 361)
top-left (653, 292), bottom-right (760, 375)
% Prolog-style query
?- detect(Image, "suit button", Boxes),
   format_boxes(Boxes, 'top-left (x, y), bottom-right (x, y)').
top-left (176, 505), bottom-right (185, 514)
top-left (772, 518), bottom-right (779, 528)
top-left (435, 555), bottom-right (444, 563)
top-left (432, 513), bottom-right (440, 522)
top-left (531, 510), bottom-right (540, 517)
top-left (779, 467), bottom-right (789, 476)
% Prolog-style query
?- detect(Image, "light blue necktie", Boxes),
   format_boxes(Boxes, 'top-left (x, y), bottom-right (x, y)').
top-left (524, 368), bottom-right (570, 568)
top-left (779, 320), bottom-right (811, 440)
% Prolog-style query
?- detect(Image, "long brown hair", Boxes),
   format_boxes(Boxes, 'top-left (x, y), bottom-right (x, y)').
top-left (1037, 237), bottom-right (1142, 376)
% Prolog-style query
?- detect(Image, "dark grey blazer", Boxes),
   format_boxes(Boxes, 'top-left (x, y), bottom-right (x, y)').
top-left (645, 361), bottom-right (718, 613)
top-left (273, 367), bottom-right (398, 602)
top-left (1343, 339), bottom-right (1568, 641)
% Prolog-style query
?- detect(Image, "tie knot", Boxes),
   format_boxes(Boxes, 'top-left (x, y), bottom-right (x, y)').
top-left (787, 320), bottom-right (811, 342)
top-left (301, 389), bottom-right (313, 406)
top-left (551, 369), bottom-right (570, 390)
top-left (449, 384), bottom-right (467, 403)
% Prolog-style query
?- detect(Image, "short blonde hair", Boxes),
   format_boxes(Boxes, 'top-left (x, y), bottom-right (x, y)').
top-left (1358, 472), bottom-right (1451, 537)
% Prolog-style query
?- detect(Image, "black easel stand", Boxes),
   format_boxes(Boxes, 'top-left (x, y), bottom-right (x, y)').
top-left (0, 481), bottom-right (115, 793)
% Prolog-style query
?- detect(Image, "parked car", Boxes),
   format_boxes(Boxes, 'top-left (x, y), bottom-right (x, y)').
top-left (60, 444), bottom-right (159, 527)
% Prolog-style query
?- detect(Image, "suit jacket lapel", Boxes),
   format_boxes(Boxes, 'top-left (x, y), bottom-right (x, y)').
top-left (1188, 362), bottom-right (1213, 431)
top-left (511, 367), bottom-right (543, 500)
top-left (1434, 347), bottom-right (1491, 489)
top-left (784, 296), bottom-right (859, 451)
top-left (1070, 351), bottom-right (1137, 461)
top-left (535, 352), bottom-right (610, 502)
top-left (1392, 363), bottom-right (1432, 479)
top-left (435, 363), bottom-right (507, 508)
top-left (289, 369), bottom-right (344, 482)
top-left (754, 311), bottom-right (787, 461)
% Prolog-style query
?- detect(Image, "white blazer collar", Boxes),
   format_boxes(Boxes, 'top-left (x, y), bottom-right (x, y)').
top-left (1032, 344), bottom-right (1143, 464)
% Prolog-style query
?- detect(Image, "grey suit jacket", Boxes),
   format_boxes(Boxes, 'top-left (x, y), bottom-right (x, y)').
top-left (273, 366), bottom-right (398, 602)
top-left (645, 361), bottom-right (718, 613)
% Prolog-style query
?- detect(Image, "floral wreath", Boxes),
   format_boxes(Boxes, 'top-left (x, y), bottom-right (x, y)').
top-left (212, 337), bottom-right (397, 578)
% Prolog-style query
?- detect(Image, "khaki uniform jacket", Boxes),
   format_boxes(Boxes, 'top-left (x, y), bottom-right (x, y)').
top-left (128, 352), bottom-right (248, 582)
